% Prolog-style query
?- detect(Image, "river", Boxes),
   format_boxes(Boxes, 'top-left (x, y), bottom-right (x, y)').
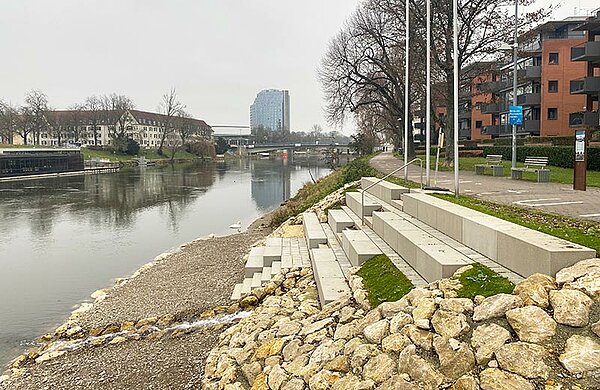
top-left (0, 156), bottom-right (336, 367)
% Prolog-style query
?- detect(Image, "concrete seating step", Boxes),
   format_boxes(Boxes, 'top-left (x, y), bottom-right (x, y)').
top-left (281, 254), bottom-right (293, 269)
top-left (303, 212), bottom-right (328, 249)
top-left (266, 237), bottom-right (283, 247)
top-left (261, 267), bottom-right (272, 283)
top-left (292, 254), bottom-right (303, 268)
top-left (263, 245), bottom-right (282, 266)
top-left (245, 247), bottom-right (265, 277)
top-left (241, 277), bottom-right (253, 295)
top-left (345, 191), bottom-right (381, 217)
top-left (231, 283), bottom-right (243, 300)
top-left (389, 199), bottom-right (403, 211)
top-left (361, 177), bottom-right (409, 203)
top-left (327, 209), bottom-right (354, 233)
top-left (251, 272), bottom-right (262, 289)
top-left (271, 261), bottom-right (282, 275)
top-left (341, 229), bottom-right (382, 266)
top-left (311, 247), bottom-right (350, 306)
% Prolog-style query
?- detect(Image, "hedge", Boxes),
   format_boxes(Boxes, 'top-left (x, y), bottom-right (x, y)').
top-left (482, 146), bottom-right (600, 171)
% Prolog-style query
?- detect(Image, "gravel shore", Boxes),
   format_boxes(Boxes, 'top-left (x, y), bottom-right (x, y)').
top-left (1, 213), bottom-right (274, 389)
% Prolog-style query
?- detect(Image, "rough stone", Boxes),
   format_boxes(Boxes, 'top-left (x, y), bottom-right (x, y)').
top-left (308, 370), bottom-right (341, 390)
top-left (389, 312), bottom-right (413, 334)
top-left (251, 372), bottom-right (269, 390)
top-left (309, 341), bottom-right (340, 366)
top-left (350, 344), bottom-right (379, 374)
top-left (281, 378), bottom-right (305, 390)
top-left (398, 344), bottom-right (444, 388)
top-left (339, 306), bottom-right (356, 323)
top-left (323, 355), bottom-right (349, 373)
top-left (450, 375), bottom-right (479, 390)
top-left (333, 322), bottom-right (356, 340)
top-left (268, 365), bottom-right (288, 390)
top-left (559, 335), bottom-right (600, 374)
top-left (254, 338), bottom-right (286, 360)
top-left (549, 289), bottom-right (593, 327)
top-left (277, 320), bottom-right (302, 337)
top-left (405, 288), bottom-right (433, 306)
top-left (433, 336), bottom-right (476, 380)
top-left (378, 298), bottom-right (409, 318)
top-left (299, 318), bottom-right (333, 336)
top-left (505, 306), bottom-right (556, 343)
top-left (592, 320), bottom-right (600, 337)
top-left (354, 309), bottom-right (382, 334)
top-left (362, 353), bottom-right (397, 383)
top-left (439, 298), bottom-right (475, 314)
top-left (242, 362), bottom-right (262, 384)
top-left (381, 333), bottom-right (411, 354)
top-left (513, 273), bottom-right (556, 308)
top-left (412, 298), bottom-right (437, 329)
top-left (479, 368), bottom-right (534, 390)
top-left (495, 342), bottom-right (550, 379)
top-left (473, 294), bottom-right (523, 322)
top-left (564, 269), bottom-right (600, 300)
top-left (555, 258), bottom-right (600, 285)
top-left (471, 323), bottom-right (511, 365)
top-left (157, 313), bottom-right (176, 327)
top-left (240, 295), bottom-right (259, 308)
top-left (363, 319), bottom-right (389, 344)
top-left (431, 309), bottom-right (470, 339)
top-left (380, 375), bottom-right (419, 390)
top-left (401, 324), bottom-right (434, 350)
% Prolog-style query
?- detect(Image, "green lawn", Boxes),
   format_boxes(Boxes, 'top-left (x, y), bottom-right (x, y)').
top-left (420, 155), bottom-right (600, 187)
top-left (356, 254), bottom-right (414, 307)
top-left (456, 263), bottom-right (514, 299)
top-left (435, 193), bottom-right (600, 253)
top-left (82, 148), bottom-right (197, 162)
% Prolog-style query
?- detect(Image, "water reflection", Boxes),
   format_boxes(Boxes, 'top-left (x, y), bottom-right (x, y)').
top-left (0, 157), bottom-right (335, 366)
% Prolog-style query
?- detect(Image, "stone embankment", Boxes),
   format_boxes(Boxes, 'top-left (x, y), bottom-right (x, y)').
top-left (203, 258), bottom-right (600, 389)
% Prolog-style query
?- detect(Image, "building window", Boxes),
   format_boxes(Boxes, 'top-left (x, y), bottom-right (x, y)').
top-left (549, 52), bottom-right (559, 64)
top-left (476, 120), bottom-right (483, 129)
top-left (548, 80), bottom-right (558, 93)
top-left (547, 108), bottom-right (558, 120)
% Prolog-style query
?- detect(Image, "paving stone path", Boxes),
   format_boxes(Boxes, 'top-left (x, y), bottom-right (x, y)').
top-left (371, 152), bottom-right (600, 222)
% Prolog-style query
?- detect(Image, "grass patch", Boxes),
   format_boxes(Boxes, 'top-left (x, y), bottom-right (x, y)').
top-left (356, 254), bottom-right (414, 307)
top-left (456, 263), bottom-right (514, 299)
top-left (435, 193), bottom-right (600, 253)
top-left (82, 148), bottom-right (197, 162)
top-left (270, 155), bottom-right (377, 226)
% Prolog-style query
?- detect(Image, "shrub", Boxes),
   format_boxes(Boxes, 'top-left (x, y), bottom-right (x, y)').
top-left (125, 138), bottom-right (140, 155)
top-left (482, 145), bottom-right (600, 171)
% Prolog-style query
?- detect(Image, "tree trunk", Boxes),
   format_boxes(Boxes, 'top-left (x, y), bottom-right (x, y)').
top-left (444, 70), bottom-right (455, 166)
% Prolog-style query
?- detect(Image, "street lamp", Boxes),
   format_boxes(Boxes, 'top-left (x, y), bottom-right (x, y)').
top-left (404, 0), bottom-right (410, 180)
top-left (511, 1), bottom-right (519, 171)
top-left (453, 0), bottom-right (459, 196)
top-left (426, 0), bottom-right (431, 187)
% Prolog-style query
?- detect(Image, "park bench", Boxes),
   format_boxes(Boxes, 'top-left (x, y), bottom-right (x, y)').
top-left (511, 156), bottom-right (550, 182)
top-left (475, 154), bottom-right (504, 176)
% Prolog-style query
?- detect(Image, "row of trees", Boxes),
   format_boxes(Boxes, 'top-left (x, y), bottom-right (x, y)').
top-left (251, 124), bottom-right (351, 145)
top-left (319, 0), bottom-right (548, 163)
top-left (0, 89), bottom-right (208, 157)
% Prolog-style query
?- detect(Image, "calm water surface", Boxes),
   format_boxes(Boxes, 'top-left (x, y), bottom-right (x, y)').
top-left (0, 157), bottom-right (333, 366)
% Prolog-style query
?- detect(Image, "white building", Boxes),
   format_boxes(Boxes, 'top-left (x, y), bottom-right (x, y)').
top-left (250, 89), bottom-right (290, 133)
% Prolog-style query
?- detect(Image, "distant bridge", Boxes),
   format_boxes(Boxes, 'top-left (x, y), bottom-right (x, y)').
top-left (239, 142), bottom-right (350, 155)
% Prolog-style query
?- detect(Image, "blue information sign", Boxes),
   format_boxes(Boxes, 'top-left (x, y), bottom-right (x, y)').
top-left (509, 105), bottom-right (523, 126)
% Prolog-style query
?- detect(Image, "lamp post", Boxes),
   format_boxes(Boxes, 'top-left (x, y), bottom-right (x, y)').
top-left (511, 1), bottom-right (519, 170)
top-left (404, 0), bottom-right (410, 181)
top-left (453, 0), bottom-right (459, 196)
top-left (426, 0), bottom-right (431, 187)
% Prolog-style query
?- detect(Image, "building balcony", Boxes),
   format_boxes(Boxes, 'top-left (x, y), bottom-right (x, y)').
top-left (482, 124), bottom-right (511, 136)
top-left (570, 77), bottom-right (600, 95)
top-left (459, 127), bottom-right (471, 139)
top-left (480, 80), bottom-right (511, 93)
top-left (523, 119), bottom-right (540, 134)
top-left (516, 92), bottom-right (541, 106)
top-left (481, 102), bottom-right (507, 114)
top-left (571, 41), bottom-right (600, 64)
top-left (569, 111), bottom-right (600, 128)
top-left (458, 110), bottom-right (471, 120)
top-left (524, 66), bottom-right (541, 80)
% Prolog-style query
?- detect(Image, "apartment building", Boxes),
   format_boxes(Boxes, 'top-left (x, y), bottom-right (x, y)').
top-left (250, 89), bottom-right (291, 133)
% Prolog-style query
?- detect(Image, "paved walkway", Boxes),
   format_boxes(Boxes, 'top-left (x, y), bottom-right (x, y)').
top-left (370, 152), bottom-right (600, 222)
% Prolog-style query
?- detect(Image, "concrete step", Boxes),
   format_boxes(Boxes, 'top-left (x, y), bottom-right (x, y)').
top-left (281, 254), bottom-right (293, 269)
top-left (263, 245), bottom-right (282, 266)
top-left (245, 247), bottom-right (265, 277)
top-left (311, 247), bottom-right (351, 306)
top-left (241, 278), bottom-right (252, 295)
top-left (231, 283), bottom-right (243, 300)
top-left (251, 272), bottom-right (262, 289)
top-left (389, 199), bottom-right (403, 211)
top-left (341, 229), bottom-right (382, 266)
top-left (361, 177), bottom-right (409, 203)
top-left (271, 261), bottom-right (282, 275)
top-left (261, 267), bottom-right (272, 283)
top-left (327, 209), bottom-right (355, 233)
top-left (345, 191), bottom-right (381, 217)
top-left (266, 237), bottom-right (283, 247)
top-left (292, 254), bottom-right (303, 268)
top-left (303, 212), bottom-right (328, 249)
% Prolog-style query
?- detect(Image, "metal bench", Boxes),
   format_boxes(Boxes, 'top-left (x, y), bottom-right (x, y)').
top-left (511, 156), bottom-right (550, 182)
top-left (475, 154), bottom-right (504, 176)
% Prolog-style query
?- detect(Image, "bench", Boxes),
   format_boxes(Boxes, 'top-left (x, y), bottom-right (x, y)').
top-left (475, 154), bottom-right (504, 176)
top-left (511, 156), bottom-right (550, 182)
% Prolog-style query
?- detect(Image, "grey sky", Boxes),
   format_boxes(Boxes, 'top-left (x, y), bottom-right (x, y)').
top-left (0, 1), bottom-right (597, 134)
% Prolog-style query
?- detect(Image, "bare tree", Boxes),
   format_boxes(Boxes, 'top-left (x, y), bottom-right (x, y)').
top-left (16, 106), bottom-right (35, 145)
top-left (84, 95), bottom-right (103, 146)
top-left (24, 90), bottom-right (48, 145)
top-left (157, 88), bottom-right (184, 155)
top-left (100, 93), bottom-right (136, 142)
top-left (66, 104), bottom-right (85, 143)
top-left (0, 101), bottom-right (19, 144)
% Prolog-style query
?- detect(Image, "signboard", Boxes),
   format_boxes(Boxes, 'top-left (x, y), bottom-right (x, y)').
top-left (575, 130), bottom-right (586, 162)
top-left (509, 105), bottom-right (523, 126)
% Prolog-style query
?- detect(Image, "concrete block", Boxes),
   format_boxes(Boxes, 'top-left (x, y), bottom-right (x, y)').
top-left (281, 254), bottom-right (293, 269)
top-left (341, 229), bottom-right (368, 255)
top-left (496, 229), bottom-right (596, 277)
top-left (251, 272), bottom-right (262, 289)
top-left (383, 219), bottom-right (419, 253)
top-left (415, 244), bottom-right (469, 281)
top-left (401, 193), bottom-right (419, 218)
top-left (311, 247), bottom-right (338, 263)
top-left (390, 199), bottom-right (403, 211)
top-left (245, 247), bottom-right (265, 277)
top-left (314, 260), bottom-right (346, 279)
top-left (462, 215), bottom-right (521, 260)
top-left (395, 229), bottom-right (440, 269)
top-left (328, 209), bottom-right (354, 233)
top-left (231, 283), bottom-right (243, 300)
top-left (271, 261), bottom-right (282, 275)
top-left (362, 176), bottom-right (409, 203)
top-left (266, 237), bottom-right (283, 247)
top-left (241, 278), bottom-right (253, 295)
top-left (346, 191), bottom-right (381, 217)
top-left (347, 240), bottom-right (382, 266)
top-left (372, 211), bottom-right (402, 237)
top-left (303, 212), bottom-right (327, 249)
top-left (261, 268), bottom-right (272, 283)
top-left (314, 276), bottom-right (350, 307)
top-left (263, 245), bottom-right (281, 266)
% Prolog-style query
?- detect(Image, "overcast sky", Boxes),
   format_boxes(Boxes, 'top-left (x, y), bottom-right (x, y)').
top-left (0, 0), bottom-right (597, 135)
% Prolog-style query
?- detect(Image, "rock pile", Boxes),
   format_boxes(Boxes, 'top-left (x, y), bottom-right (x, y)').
top-left (203, 258), bottom-right (600, 389)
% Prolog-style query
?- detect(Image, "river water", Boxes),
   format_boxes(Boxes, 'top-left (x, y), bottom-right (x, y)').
top-left (0, 156), bottom-right (334, 367)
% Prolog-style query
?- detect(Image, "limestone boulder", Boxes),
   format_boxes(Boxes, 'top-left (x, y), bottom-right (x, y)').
top-left (380, 375), bottom-right (420, 390)
top-left (564, 269), bottom-right (600, 300)
top-left (450, 375), bottom-right (479, 390)
top-left (439, 298), bottom-right (475, 314)
top-left (401, 324), bottom-right (434, 350)
top-left (592, 320), bottom-right (600, 337)
top-left (479, 368), bottom-right (534, 390)
top-left (398, 344), bottom-right (444, 389)
top-left (362, 353), bottom-right (397, 383)
top-left (495, 342), bottom-right (550, 379)
top-left (363, 319), bottom-right (389, 345)
top-left (505, 306), bottom-right (556, 343)
top-left (513, 273), bottom-right (556, 308)
top-left (431, 309), bottom-right (470, 339)
top-left (405, 287), bottom-right (433, 306)
top-left (433, 336), bottom-right (476, 380)
top-left (389, 312), bottom-right (413, 334)
top-left (381, 333), bottom-right (411, 354)
top-left (473, 294), bottom-right (523, 322)
top-left (559, 335), bottom-right (600, 374)
top-left (555, 258), bottom-right (600, 285)
top-left (412, 298), bottom-right (437, 329)
top-left (549, 289), bottom-right (593, 327)
top-left (378, 298), bottom-right (409, 319)
top-left (267, 365), bottom-right (288, 390)
top-left (470, 323), bottom-right (511, 365)
top-left (308, 370), bottom-right (341, 390)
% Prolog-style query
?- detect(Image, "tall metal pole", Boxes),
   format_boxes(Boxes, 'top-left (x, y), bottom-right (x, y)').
top-left (453, 0), bottom-right (459, 196)
top-left (511, 0), bottom-right (518, 170)
top-left (404, 0), bottom-right (410, 180)
top-left (426, 0), bottom-right (431, 186)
